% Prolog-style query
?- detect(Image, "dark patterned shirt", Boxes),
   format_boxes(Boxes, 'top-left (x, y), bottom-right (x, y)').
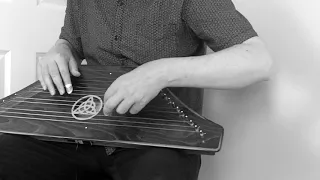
top-left (59, 0), bottom-right (257, 113)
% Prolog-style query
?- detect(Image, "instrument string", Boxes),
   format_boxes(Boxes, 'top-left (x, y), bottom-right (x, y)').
top-left (28, 78), bottom-right (175, 112)
top-left (1, 107), bottom-right (186, 123)
top-left (76, 76), bottom-right (119, 81)
top-left (0, 114), bottom-right (195, 132)
top-left (14, 96), bottom-right (174, 111)
top-left (78, 67), bottom-right (129, 73)
top-left (35, 86), bottom-right (107, 90)
top-left (16, 97), bottom-right (75, 103)
top-left (75, 79), bottom-right (114, 83)
top-left (15, 86), bottom-right (176, 112)
top-left (8, 100), bottom-right (73, 107)
top-left (5, 87), bottom-right (179, 116)
top-left (1, 90), bottom-right (191, 129)
top-left (8, 99), bottom-right (178, 115)
top-left (75, 82), bottom-right (113, 86)
top-left (25, 90), bottom-right (105, 98)
top-left (0, 110), bottom-right (191, 128)
top-left (34, 88), bottom-right (107, 94)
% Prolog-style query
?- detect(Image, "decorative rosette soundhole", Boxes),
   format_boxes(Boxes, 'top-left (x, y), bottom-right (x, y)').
top-left (160, 91), bottom-right (206, 143)
top-left (71, 95), bottom-right (103, 120)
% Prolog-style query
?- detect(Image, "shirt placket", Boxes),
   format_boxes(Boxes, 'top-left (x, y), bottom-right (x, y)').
top-left (113, 0), bottom-right (126, 66)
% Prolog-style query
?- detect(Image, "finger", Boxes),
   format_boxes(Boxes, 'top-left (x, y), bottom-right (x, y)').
top-left (116, 98), bottom-right (134, 114)
top-left (37, 63), bottom-right (46, 90)
top-left (48, 62), bottom-right (65, 95)
top-left (55, 55), bottom-right (72, 94)
top-left (104, 85), bottom-right (117, 103)
top-left (129, 99), bottom-right (149, 114)
top-left (103, 92), bottom-right (123, 116)
top-left (69, 56), bottom-right (81, 77)
top-left (42, 65), bottom-right (55, 95)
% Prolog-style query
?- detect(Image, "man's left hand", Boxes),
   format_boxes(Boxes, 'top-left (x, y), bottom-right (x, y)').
top-left (103, 61), bottom-right (168, 115)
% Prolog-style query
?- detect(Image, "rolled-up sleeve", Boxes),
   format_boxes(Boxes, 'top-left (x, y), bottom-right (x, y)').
top-left (59, 0), bottom-right (84, 59)
top-left (182, 0), bottom-right (258, 52)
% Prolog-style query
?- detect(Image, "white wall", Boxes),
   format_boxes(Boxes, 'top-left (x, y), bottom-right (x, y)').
top-left (200, 0), bottom-right (320, 180)
top-left (0, 0), bottom-right (65, 95)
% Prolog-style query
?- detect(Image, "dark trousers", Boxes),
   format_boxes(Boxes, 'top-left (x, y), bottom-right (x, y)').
top-left (0, 134), bottom-right (201, 180)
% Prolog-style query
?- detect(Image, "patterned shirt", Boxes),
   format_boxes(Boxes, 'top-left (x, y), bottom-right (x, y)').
top-left (59, 0), bottom-right (257, 114)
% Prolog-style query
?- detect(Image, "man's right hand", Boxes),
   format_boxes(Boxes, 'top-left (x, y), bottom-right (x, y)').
top-left (37, 40), bottom-right (81, 96)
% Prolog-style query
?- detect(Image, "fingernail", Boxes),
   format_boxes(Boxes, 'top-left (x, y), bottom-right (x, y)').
top-left (65, 84), bottom-right (73, 94)
top-left (43, 86), bottom-right (47, 91)
top-left (59, 89), bottom-right (64, 95)
top-left (50, 90), bottom-right (55, 96)
top-left (103, 110), bottom-right (111, 116)
top-left (74, 71), bottom-right (81, 76)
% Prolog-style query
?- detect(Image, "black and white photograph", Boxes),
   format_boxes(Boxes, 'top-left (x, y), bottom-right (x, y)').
top-left (0, 0), bottom-right (319, 180)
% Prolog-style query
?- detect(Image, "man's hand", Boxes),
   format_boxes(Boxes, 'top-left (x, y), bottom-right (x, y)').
top-left (103, 61), bottom-right (168, 115)
top-left (38, 40), bottom-right (81, 95)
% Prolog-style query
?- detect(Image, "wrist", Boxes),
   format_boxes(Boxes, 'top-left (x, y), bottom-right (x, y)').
top-left (139, 59), bottom-right (171, 89)
top-left (51, 39), bottom-right (74, 57)
top-left (54, 39), bottom-right (73, 52)
top-left (151, 58), bottom-right (186, 88)
top-left (159, 57), bottom-right (194, 88)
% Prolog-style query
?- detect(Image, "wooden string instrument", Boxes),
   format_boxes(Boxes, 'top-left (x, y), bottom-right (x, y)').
top-left (0, 65), bottom-right (223, 155)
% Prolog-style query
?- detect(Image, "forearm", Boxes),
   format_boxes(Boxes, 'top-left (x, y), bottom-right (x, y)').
top-left (158, 37), bottom-right (273, 90)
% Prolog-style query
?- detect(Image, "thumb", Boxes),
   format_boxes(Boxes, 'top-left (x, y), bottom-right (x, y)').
top-left (68, 56), bottom-right (81, 77)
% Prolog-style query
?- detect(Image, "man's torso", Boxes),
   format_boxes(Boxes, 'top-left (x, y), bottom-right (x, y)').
top-left (67, 0), bottom-right (206, 113)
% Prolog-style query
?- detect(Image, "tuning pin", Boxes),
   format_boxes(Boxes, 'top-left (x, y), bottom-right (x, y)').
top-left (200, 132), bottom-right (206, 137)
top-left (195, 126), bottom-right (200, 132)
top-left (109, 72), bottom-right (112, 75)
top-left (179, 111), bottom-right (185, 117)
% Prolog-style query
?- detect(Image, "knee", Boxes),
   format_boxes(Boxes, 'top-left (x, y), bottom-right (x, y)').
top-left (143, 148), bottom-right (182, 162)
top-left (141, 148), bottom-right (201, 169)
top-left (131, 148), bottom-right (201, 180)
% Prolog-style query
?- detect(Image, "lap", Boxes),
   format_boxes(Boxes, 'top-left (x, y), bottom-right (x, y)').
top-left (0, 134), bottom-right (111, 180)
top-left (0, 134), bottom-right (201, 180)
